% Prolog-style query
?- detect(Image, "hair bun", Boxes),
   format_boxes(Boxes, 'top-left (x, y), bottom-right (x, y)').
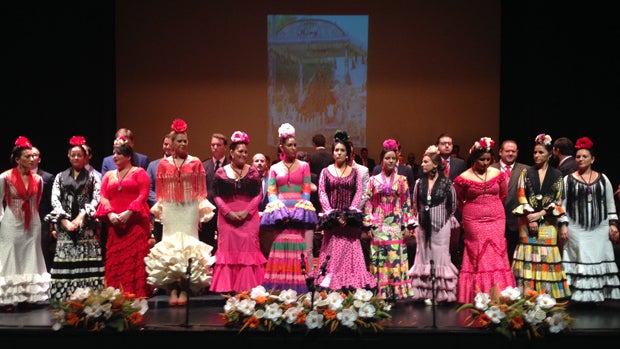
top-left (334, 130), bottom-right (350, 143)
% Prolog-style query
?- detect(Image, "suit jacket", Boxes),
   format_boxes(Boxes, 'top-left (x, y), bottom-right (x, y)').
top-left (37, 168), bottom-right (55, 220)
top-left (309, 148), bottom-right (333, 176)
top-left (361, 157), bottom-right (376, 171)
top-left (258, 173), bottom-right (269, 211)
top-left (558, 156), bottom-right (577, 177)
top-left (202, 157), bottom-right (230, 202)
top-left (146, 158), bottom-right (163, 207)
top-left (445, 156), bottom-right (467, 181)
top-left (101, 152), bottom-right (150, 175)
top-left (490, 161), bottom-right (529, 232)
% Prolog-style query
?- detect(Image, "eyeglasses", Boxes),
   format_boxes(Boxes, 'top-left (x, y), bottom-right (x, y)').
top-left (439, 142), bottom-right (453, 146)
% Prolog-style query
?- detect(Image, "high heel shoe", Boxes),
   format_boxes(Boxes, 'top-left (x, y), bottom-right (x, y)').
top-left (177, 291), bottom-right (188, 306)
top-left (168, 289), bottom-right (179, 306)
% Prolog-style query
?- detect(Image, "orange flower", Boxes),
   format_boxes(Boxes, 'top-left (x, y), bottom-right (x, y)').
top-left (323, 308), bottom-right (338, 320)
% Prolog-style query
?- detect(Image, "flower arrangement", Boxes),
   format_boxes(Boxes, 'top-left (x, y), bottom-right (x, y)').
top-left (222, 286), bottom-right (392, 334)
top-left (15, 136), bottom-right (32, 148)
top-left (171, 118), bottom-right (188, 133)
top-left (114, 136), bottom-right (128, 146)
top-left (278, 123), bottom-right (296, 138)
top-left (382, 139), bottom-right (398, 151)
top-left (456, 286), bottom-right (573, 340)
top-left (231, 130), bottom-right (250, 144)
top-left (469, 137), bottom-right (495, 154)
top-left (49, 286), bottom-right (149, 332)
top-left (69, 135), bottom-right (87, 146)
top-left (535, 133), bottom-right (552, 146)
top-left (574, 136), bottom-right (593, 150)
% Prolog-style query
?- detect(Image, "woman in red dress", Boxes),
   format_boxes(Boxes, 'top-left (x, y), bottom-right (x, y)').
top-left (95, 137), bottom-right (152, 298)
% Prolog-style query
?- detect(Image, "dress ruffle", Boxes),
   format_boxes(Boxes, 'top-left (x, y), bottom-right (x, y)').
top-left (260, 199), bottom-right (318, 230)
top-left (0, 273), bottom-right (51, 305)
top-left (145, 232), bottom-right (216, 291)
top-left (317, 209), bottom-right (364, 230)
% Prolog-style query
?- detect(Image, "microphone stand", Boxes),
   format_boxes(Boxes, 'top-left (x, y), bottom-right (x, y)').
top-left (182, 258), bottom-right (193, 328)
top-left (430, 259), bottom-right (437, 329)
top-left (301, 253), bottom-right (316, 310)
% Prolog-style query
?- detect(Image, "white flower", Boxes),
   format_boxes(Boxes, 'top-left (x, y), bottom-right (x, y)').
top-left (263, 302), bottom-right (283, 321)
top-left (524, 308), bottom-right (546, 325)
top-left (283, 306), bottom-right (303, 324)
top-left (237, 299), bottom-right (256, 316)
top-left (249, 285), bottom-right (269, 299)
top-left (484, 305), bottom-right (506, 324)
top-left (336, 308), bottom-right (359, 328)
top-left (536, 293), bottom-right (556, 310)
top-left (224, 297), bottom-right (240, 313)
top-left (132, 298), bottom-right (149, 315)
top-left (353, 288), bottom-right (373, 302)
top-left (500, 286), bottom-right (521, 301)
top-left (358, 303), bottom-right (376, 318)
top-left (70, 287), bottom-right (91, 301)
top-left (546, 313), bottom-right (568, 333)
top-left (326, 291), bottom-right (344, 310)
top-left (278, 289), bottom-right (298, 305)
top-left (305, 311), bottom-right (324, 329)
top-left (474, 292), bottom-right (491, 311)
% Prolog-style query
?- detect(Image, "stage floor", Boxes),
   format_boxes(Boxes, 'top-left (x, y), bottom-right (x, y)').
top-left (1, 294), bottom-right (619, 345)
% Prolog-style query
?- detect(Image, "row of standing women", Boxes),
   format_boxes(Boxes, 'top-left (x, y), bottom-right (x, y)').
top-left (1, 127), bottom-right (618, 312)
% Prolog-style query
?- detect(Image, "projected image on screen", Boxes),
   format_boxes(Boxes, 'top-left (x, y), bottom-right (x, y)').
top-left (267, 15), bottom-right (369, 148)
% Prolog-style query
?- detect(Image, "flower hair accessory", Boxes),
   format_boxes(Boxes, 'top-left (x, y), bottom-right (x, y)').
top-left (424, 145), bottom-right (440, 156)
top-left (15, 136), bottom-right (32, 148)
top-left (69, 136), bottom-right (87, 146)
top-left (574, 136), bottom-right (593, 150)
top-left (171, 118), bottom-right (188, 133)
top-left (114, 136), bottom-right (128, 146)
top-left (231, 131), bottom-right (250, 144)
top-left (382, 139), bottom-right (398, 151)
top-left (469, 137), bottom-right (495, 154)
top-left (278, 123), bottom-right (296, 139)
top-left (535, 133), bottom-right (552, 146)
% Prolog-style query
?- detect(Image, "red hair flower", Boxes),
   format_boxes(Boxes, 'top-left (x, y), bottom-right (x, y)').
top-left (15, 136), bottom-right (32, 148)
top-left (535, 133), bottom-right (552, 146)
top-left (231, 131), bottom-right (250, 144)
top-left (70, 136), bottom-right (87, 146)
top-left (469, 137), bottom-right (495, 154)
top-left (382, 139), bottom-right (398, 151)
top-left (171, 118), bottom-right (188, 133)
top-left (575, 136), bottom-right (593, 150)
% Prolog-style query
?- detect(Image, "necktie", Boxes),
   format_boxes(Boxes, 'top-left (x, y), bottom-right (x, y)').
top-left (444, 159), bottom-right (450, 177)
top-left (504, 164), bottom-right (511, 179)
top-left (215, 160), bottom-right (221, 171)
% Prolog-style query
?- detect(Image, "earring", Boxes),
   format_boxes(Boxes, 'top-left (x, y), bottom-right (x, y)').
top-left (431, 168), bottom-right (437, 175)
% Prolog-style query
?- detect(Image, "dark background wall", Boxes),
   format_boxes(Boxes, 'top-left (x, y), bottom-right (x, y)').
top-left (4, 1), bottom-right (618, 189)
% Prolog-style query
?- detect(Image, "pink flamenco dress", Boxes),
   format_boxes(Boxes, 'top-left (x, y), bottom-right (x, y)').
top-left (144, 156), bottom-right (216, 293)
top-left (453, 172), bottom-right (516, 304)
top-left (209, 166), bottom-right (266, 293)
top-left (260, 161), bottom-right (318, 293)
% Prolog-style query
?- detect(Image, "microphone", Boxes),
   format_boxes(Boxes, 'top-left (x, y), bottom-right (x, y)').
top-left (320, 255), bottom-right (330, 276)
top-left (430, 259), bottom-right (435, 280)
top-left (300, 253), bottom-right (306, 275)
top-left (186, 258), bottom-right (193, 276)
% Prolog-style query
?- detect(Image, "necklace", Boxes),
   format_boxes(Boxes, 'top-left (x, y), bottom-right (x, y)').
top-left (232, 164), bottom-right (245, 189)
top-left (381, 171), bottom-right (395, 196)
top-left (335, 164), bottom-right (348, 177)
top-left (117, 167), bottom-right (132, 191)
top-left (578, 170), bottom-right (593, 202)
top-left (283, 160), bottom-right (295, 186)
top-left (174, 156), bottom-right (187, 180)
top-left (473, 169), bottom-right (488, 194)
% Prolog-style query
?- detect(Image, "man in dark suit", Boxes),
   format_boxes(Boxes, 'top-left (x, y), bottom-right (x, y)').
top-left (32, 146), bottom-right (55, 271)
top-left (309, 133), bottom-right (333, 177)
top-left (253, 152), bottom-right (273, 259)
top-left (200, 132), bottom-right (229, 253)
top-left (553, 137), bottom-right (577, 176)
top-left (101, 128), bottom-right (150, 174)
top-left (146, 133), bottom-right (173, 242)
top-left (359, 147), bottom-right (376, 171)
top-left (490, 139), bottom-right (529, 263)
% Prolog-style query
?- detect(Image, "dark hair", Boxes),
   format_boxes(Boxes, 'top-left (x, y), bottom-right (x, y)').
top-left (212, 133), bottom-right (228, 146)
top-left (312, 134), bottom-right (326, 147)
top-left (113, 143), bottom-right (134, 165)
top-left (553, 137), bottom-right (574, 156)
top-left (11, 144), bottom-right (32, 165)
top-left (331, 130), bottom-right (352, 159)
top-left (436, 133), bottom-right (453, 145)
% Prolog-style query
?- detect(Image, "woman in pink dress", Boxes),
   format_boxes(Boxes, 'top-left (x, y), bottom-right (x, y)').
top-left (313, 130), bottom-right (376, 292)
top-left (453, 137), bottom-right (515, 304)
top-left (210, 131), bottom-right (266, 293)
top-left (95, 136), bottom-right (152, 298)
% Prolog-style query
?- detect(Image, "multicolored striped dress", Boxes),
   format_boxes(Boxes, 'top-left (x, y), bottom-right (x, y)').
top-left (260, 160), bottom-right (318, 293)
